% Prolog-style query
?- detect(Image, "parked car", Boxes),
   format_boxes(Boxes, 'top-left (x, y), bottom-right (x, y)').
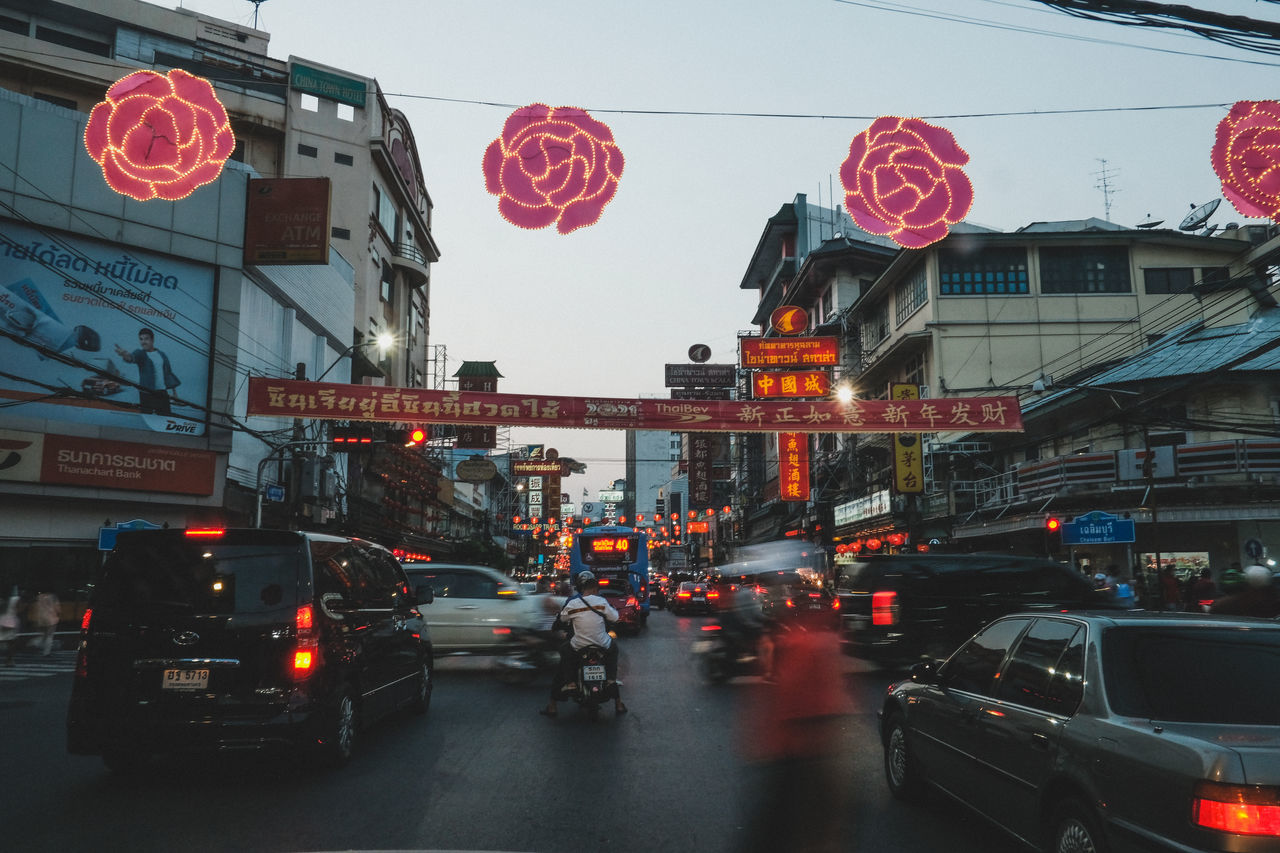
top-left (670, 581), bottom-right (716, 615)
top-left (881, 610), bottom-right (1280, 852)
top-left (400, 562), bottom-right (537, 654)
top-left (836, 553), bottom-right (1115, 666)
top-left (67, 528), bottom-right (432, 772)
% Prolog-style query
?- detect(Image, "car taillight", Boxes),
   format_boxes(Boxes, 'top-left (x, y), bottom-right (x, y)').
top-left (80, 607), bottom-right (93, 633)
top-left (293, 604), bottom-right (317, 679)
top-left (678, 592), bottom-right (692, 599)
top-left (74, 607), bottom-right (92, 680)
top-left (700, 624), bottom-right (721, 632)
top-left (184, 528), bottom-right (225, 538)
top-left (626, 597), bottom-right (638, 607)
top-left (707, 591), bottom-right (720, 600)
top-left (872, 590), bottom-right (899, 626)
top-left (831, 596), bottom-right (841, 611)
top-left (1194, 782), bottom-right (1280, 836)
top-left (492, 626), bottom-right (512, 635)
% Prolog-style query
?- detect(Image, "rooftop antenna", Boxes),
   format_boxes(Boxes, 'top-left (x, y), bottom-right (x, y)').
top-left (246, 0), bottom-right (267, 29)
top-left (1094, 158), bottom-right (1119, 222)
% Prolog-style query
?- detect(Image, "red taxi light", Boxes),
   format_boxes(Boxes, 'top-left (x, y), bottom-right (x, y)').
top-left (1194, 782), bottom-right (1280, 836)
top-left (872, 590), bottom-right (899, 627)
top-left (184, 528), bottom-right (225, 538)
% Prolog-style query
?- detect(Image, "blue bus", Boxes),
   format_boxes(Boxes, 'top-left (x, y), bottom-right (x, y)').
top-left (568, 525), bottom-right (651, 618)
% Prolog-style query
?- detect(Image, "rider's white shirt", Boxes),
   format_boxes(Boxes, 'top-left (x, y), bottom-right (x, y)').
top-left (559, 593), bottom-right (618, 650)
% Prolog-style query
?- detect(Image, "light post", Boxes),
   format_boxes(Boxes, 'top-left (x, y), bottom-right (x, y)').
top-left (316, 332), bottom-right (396, 382)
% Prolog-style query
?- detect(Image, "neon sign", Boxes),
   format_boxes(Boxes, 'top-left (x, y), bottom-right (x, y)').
top-left (1212, 100), bottom-right (1280, 223)
top-left (84, 69), bottom-right (235, 201)
top-left (839, 116), bottom-right (973, 249)
top-left (590, 537), bottom-right (630, 553)
top-left (482, 103), bottom-right (624, 234)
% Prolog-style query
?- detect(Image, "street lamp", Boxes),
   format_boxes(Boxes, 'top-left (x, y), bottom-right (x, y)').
top-left (316, 332), bottom-right (396, 382)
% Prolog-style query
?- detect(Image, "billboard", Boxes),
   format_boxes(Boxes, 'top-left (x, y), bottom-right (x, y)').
top-left (243, 178), bottom-right (331, 265)
top-left (0, 221), bottom-right (213, 436)
top-left (0, 428), bottom-right (217, 495)
top-left (751, 370), bottom-right (831, 399)
top-left (740, 336), bottom-right (839, 368)
top-left (664, 363), bottom-right (736, 387)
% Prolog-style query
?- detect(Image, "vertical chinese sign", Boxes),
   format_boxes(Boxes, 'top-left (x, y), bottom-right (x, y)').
top-left (891, 383), bottom-right (924, 493)
top-left (779, 432), bottom-right (811, 501)
top-left (454, 362), bottom-right (500, 449)
top-left (689, 434), bottom-right (713, 509)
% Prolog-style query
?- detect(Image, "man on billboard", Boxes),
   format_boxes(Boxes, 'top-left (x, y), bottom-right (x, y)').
top-left (114, 327), bottom-right (180, 415)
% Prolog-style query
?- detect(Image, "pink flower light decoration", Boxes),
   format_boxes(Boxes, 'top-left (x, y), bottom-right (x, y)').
top-left (1212, 100), bottom-right (1280, 222)
top-left (84, 69), bottom-right (235, 202)
top-left (482, 103), bottom-right (624, 234)
top-left (839, 116), bottom-right (973, 249)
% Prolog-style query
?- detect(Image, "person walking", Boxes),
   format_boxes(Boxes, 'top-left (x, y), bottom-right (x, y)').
top-left (0, 586), bottom-right (20, 665)
top-left (33, 589), bottom-right (60, 655)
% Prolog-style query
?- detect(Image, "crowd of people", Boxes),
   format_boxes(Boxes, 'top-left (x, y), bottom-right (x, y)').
top-left (0, 586), bottom-right (62, 664)
top-left (1092, 561), bottom-right (1280, 618)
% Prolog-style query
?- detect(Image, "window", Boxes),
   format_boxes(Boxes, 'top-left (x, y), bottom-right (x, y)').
top-left (373, 182), bottom-right (396, 237)
top-left (33, 92), bottom-right (76, 110)
top-left (334, 152), bottom-right (354, 166)
top-left (300, 93), bottom-right (319, 112)
top-left (895, 264), bottom-right (928, 324)
top-left (903, 351), bottom-right (926, 387)
top-left (0, 14), bottom-right (27, 35)
top-left (1202, 266), bottom-right (1231, 288)
top-left (380, 264), bottom-right (394, 303)
top-left (996, 619), bottom-right (1083, 714)
top-left (331, 226), bottom-right (350, 240)
top-left (1040, 246), bottom-right (1131, 294)
top-left (939, 247), bottom-right (1029, 295)
top-left (820, 286), bottom-right (835, 323)
top-left (35, 25), bottom-right (109, 56)
top-left (861, 300), bottom-right (889, 348)
top-left (297, 143), bottom-right (318, 158)
top-left (1143, 267), bottom-right (1194, 294)
top-left (230, 139), bottom-right (245, 163)
top-left (942, 617), bottom-right (1030, 695)
top-left (337, 103), bottom-right (355, 122)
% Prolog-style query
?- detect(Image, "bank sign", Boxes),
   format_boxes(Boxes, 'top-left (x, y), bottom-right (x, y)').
top-left (1062, 510), bottom-right (1136, 545)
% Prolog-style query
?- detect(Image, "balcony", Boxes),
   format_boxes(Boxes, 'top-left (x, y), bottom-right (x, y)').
top-left (391, 242), bottom-right (430, 288)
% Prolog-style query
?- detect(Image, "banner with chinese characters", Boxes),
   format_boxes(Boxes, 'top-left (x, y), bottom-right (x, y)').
top-left (751, 370), bottom-right (831, 399)
top-left (891, 383), bottom-right (924, 493)
top-left (778, 432), bottom-right (811, 502)
top-left (688, 434), bottom-right (712, 508)
top-left (246, 377), bottom-right (1023, 434)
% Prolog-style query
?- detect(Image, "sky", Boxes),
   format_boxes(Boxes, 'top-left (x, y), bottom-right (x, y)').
top-left (151, 0), bottom-right (1280, 502)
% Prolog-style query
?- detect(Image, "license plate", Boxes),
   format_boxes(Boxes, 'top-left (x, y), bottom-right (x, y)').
top-left (162, 668), bottom-right (209, 691)
top-left (690, 640), bottom-right (713, 654)
top-left (692, 597), bottom-right (705, 603)
top-left (583, 664), bottom-right (606, 681)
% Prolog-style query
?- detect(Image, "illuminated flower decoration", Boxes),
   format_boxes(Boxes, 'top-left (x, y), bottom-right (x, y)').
top-left (482, 103), bottom-right (624, 234)
top-left (1211, 100), bottom-right (1280, 222)
top-left (839, 116), bottom-right (973, 249)
top-left (84, 69), bottom-right (235, 202)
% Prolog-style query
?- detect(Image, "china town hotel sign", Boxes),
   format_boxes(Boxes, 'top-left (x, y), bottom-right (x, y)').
top-left (247, 378), bottom-right (1023, 434)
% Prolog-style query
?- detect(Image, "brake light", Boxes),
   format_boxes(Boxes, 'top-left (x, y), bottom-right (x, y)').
top-left (75, 607), bottom-right (92, 679)
top-left (700, 624), bottom-right (721, 632)
top-left (184, 528), bottom-right (225, 538)
top-left (831, 596), bottom-right (841, 611)
top-left (293, 604), bottom-right (317, 679)
top-left (872, 590), bottom-right (899, 626)
top-left (80, 607), bottom-right (93, 633)
top-left (492, 626), bottom-right (512, 635)
top-left (626, 597), bottom-right (638, 607)
top-left (678, 592), bottom-right (692, 599)
top-left (707, 591), bottom-right (720, 600)
top-left (1194, 782), bottom-right (1280, 836)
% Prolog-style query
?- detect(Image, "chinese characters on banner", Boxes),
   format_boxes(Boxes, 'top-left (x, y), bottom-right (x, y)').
top-left (779, 432), bottom-right (811, 501)
top-left (751, 370), bottom-right (831, 399)
top-left (891, 383), bottom-right (924, 493)
top-left (246, 378), bottom-right (1024, 434)
top-left (688, 434), bottom-right (712, 508)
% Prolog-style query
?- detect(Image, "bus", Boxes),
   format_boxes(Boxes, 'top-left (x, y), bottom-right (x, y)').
top-left (568, 525), bottom-right (651, 618)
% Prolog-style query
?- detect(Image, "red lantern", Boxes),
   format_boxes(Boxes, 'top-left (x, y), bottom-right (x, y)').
top-left (865, 537), bottom-right (883, 551)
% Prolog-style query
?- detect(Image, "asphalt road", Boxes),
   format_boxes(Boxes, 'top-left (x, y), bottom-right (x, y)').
top-left (0, 611), bottom-right (1020, 853)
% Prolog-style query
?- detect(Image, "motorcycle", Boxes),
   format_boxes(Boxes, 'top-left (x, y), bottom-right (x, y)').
top-left (494, 628), bottom-right (561, 685)
top-left (560, 644), bottom-right (617, 721)
top-left (691, 621), bottom-right (767, 684)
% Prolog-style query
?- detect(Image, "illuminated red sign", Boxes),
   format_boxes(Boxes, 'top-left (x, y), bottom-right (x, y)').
top-left (769, 306), bottom-right (809, 335)
top-left (839, 116), bottom-right (973, 249)
top-left (687, 521), bottom-right (709, 533)
top-left (752, 371), bottom-right (831, 399)
top-left (483, 103), bottom-right (624, 234)
top-left (247, 378), bottom-right (1024, 434)
top-left (779, 431), bottom-right (811, 502)
top-left (1213, 100), bottom-right (1280, 223)
top-left (740, 336), bottom-right (839, 368)
top-left (590, 537), bottom-right (630, 553)
top-left (84, 69), bottom-right (234, 201)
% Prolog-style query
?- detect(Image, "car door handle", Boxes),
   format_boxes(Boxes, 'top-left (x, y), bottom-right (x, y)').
top-left (1030, 732), bottom-right (1051, 751)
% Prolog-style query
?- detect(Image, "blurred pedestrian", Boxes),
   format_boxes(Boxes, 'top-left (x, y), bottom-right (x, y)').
top-left (0, 586), bottom-right (19, 665)
top-left (737, 614), bottom-right (854, 853)
top-left (1159, 566), bottom-right (1181, 611)
top-left (1210, 565), bottom-right (1280, 618)
top-left (1189, 568), bottom-right (1217, 612)
top-left (33, 589), bottom-right (60, 655)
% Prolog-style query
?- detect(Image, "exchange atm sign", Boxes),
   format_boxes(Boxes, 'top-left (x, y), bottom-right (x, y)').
top-left (1062, 510), bottom-right (1136, 545)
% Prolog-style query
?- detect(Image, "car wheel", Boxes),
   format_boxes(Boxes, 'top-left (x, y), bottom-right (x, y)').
top-left (883, 714), bottom-right (924, 801)
top-left (313, 690), bottom-right (357, 769)
top-left (102, 749), bottom-right (149, 775)
top-left (410, 658), bottom-right (433, 715)
top-left (1047, 798), bottom-right (1109, 853)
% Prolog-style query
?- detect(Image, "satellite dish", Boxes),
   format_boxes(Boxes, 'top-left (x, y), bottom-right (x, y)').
top-left (1201, 224), bottom-right (1218, 237)
top-left (1136, 218), bottom-right (1163, 229)
top-left (1179, 199), bottom-right (1220, 232)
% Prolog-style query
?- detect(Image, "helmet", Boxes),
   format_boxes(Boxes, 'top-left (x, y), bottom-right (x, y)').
top-left (573, 571), bottom-right (596, 591)
top-left (1245, 565), bottom-right (1274, 588)
top-left (1220, 567), bottom-right (1245, 593)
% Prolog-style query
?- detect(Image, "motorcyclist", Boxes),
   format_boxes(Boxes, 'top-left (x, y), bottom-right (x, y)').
top-left (540, 571), bottom-right (627, 717)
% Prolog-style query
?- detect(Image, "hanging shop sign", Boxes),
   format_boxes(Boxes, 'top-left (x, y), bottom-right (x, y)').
top-left (243, 177), bottom-right (331, 265)
top-left (779, 432), bottom-right (811, 502)
top-left (751, 371), bottom-right (831, 399)
top-left (891, 383), bottom-right (924, 494)
top-left (247, 377), bottom-right (1024, 435)
top-left (665, 363), bottom-right (737, 387)
top-left (740, 336), bottom-right (839, 368)
top-left (769, 305), bottom-right (809, 335)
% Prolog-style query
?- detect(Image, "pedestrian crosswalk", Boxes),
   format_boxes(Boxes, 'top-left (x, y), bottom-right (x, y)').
top-left (0, 649), bottom-right (77, 683)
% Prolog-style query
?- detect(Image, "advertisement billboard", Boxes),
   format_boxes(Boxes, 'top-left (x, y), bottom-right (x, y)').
top-left (0, 428), bottom-right (217, 495)
top-left (0, 221), bottom-right (213, 436)
top-left (243, 178), bottom-right (331, 265)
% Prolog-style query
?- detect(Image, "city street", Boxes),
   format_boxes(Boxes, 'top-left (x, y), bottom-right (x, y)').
top-left (0, 611), bottom-right (1018, 853)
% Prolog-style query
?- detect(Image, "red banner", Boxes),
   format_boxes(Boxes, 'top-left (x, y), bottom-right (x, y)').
top-left (246, 377), bottom-right (1023, 434)
top-left (740, 336), bottom-right (839, 368)
top-left (751, 371), bottom-right (831, 399)
top-left (779, 432), bottom-right (810, 501)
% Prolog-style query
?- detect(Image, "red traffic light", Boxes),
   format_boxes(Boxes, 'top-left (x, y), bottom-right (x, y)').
top-left (1045, 517), bottom-right (1062, 532)
top-left (405, 427), bottom-right (427, 447)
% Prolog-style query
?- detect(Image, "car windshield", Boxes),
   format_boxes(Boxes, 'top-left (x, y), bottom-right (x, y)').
top-left (1102, 626), bottom-right (1280, 724)
top-left (98, 540), bottom-right (301, 615)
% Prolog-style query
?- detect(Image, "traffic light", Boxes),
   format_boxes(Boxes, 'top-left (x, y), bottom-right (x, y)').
top-left (332, 425), bottom-right (374, 450)
top-left (404, 426), bottom-right (426, 447)
top-left (1045, 516), bottom-right (1062, 555)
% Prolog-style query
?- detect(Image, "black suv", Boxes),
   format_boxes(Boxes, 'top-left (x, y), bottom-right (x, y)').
top-left (835, 553), bottom-right (1114, 666)
top-left (67, 528), bottom-right (433, 772)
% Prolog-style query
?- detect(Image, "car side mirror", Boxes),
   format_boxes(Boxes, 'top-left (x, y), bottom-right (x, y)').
top-left (909, 660), bottom-right (939, 685)
top-left (414, 584), bottom-right (434, 605)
